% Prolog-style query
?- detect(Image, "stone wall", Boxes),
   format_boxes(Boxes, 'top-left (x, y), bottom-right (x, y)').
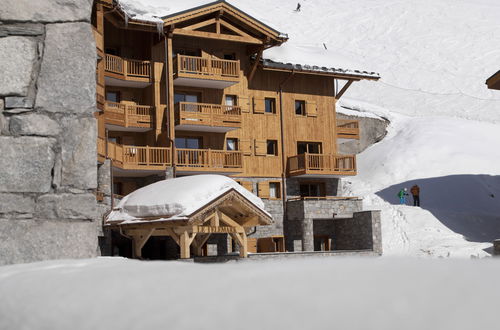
top-left (0, 0), bottom-right (99, 265)
top-left (334, 211), bottom-right (382, 255)
top-left (337, 113), bottom-right (389, 155)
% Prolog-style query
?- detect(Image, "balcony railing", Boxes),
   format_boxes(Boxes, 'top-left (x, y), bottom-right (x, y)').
top-left (175, 101), bottom-right (242, 129)
top-left (174, 55), bottom-right (240, 80)
top-left (176, 148), bottom-right (243, 170)
top-left (288, 153), bottom-right (357, 176)
top-left (337, 119), bottom-right (360, 139)
top-left (97, 137), bottom-right (171, 170)
top-left (105, 54), bottom-right (151, 80)
top-left (92, 27), bottom-right (103, 53)
top-left (97, 137), bottom-right (243, 172)
top-left (104, 101), bottom-right (154, 129)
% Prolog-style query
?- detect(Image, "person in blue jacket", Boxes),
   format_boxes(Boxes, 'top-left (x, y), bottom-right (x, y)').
top-left (397, 188), bottom-right (409, 205)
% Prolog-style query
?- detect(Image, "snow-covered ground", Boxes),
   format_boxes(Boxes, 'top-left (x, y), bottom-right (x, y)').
top-left (1, 257), bottom-right (500, 330)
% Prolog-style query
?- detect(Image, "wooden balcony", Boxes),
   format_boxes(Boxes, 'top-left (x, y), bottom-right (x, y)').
top-left (174, 55), bottom-right (240, 89)
top-left (96, 82), bottom-right (105, 111)
top-left (92, 27), bottom-right (103, 55)
top-left (97, 137), bottom-right (171, 172)
top-left (97, 138), bottom-right (243, 174)
top-left (288, 153), bottom-right (357, 177)
top-left (104, 101), bottom-right (154, 131)
top-left (104, 54), bottom-right (152, 87)
top-left (175, 102), bottom-right (242, 132)
top-left (337, 119), bottom-right (360, 139)
top-left (176, 148), bottom-right (243, 174)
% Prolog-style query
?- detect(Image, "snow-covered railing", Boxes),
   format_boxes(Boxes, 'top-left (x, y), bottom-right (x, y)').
top-left (104, 101), bottom-right (154, 128)
top-left (174, 55), bottom-right (240, 79)
top-left (288, 153), bottom-right (357, 176)
top-left (337, 119), bottom-right (360, 139)
top-left (175, 101), bottom-right (241, 128)
top-left (105, 54), bottom-right (151, 78)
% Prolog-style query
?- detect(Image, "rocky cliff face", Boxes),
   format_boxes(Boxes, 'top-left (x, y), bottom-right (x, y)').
top-left (0, 0), bottom-right (99, 265)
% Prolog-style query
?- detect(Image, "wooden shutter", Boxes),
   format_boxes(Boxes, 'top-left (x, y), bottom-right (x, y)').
top-left (247, 238), bottom-right (257, 253)
top-left (306, 101), bottom-right (317, 117)
top-left (257, 181), bottom-right (270, 198)
top-left (254, 139), bottom-right (267, 156)
top-left (240, 138), bottom-right (252, 155)
top-left (253, 97), bottom-right (265, 114)
top-left (236, 180), bottom-right (253, 192)
top-left (239, 96), bottom-right (251, 113)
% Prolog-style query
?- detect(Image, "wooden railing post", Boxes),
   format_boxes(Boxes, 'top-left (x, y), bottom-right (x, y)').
top-left (145, 146), bottom-right (150, 165)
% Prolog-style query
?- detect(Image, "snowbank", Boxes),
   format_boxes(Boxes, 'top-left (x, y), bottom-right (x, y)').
top-left (107, 175), bottom-right (268, 223)
top-left (1, 257), bottom-right (499, 330)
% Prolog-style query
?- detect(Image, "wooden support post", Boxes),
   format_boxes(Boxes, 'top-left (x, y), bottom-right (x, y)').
top-left (179, 230), bottom-right (197, 259)
top-left (335, 79), bottom-right (354, 100)
top-left (131, 228), bottom-right (155, 259)
top-left (248, 48), bottom-right (263, 84)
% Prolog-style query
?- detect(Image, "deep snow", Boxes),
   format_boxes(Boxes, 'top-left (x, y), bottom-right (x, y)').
top-left (1, 257), bottom-right (500, 330)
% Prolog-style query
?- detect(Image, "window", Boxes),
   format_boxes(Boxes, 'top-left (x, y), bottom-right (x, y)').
top-left (269, 182), bottom-right (281, 199)
top-left (224, 53), bottom-right (236, 60)
top-left (299, 182), bottom-right (326, 197)
top-left (226, 138), bottom-right (238, 151)
top-left (105, 48), bottom-right (119, 56)
top-left (106, 91), bottom-right (120, 103)
top-left (297, 142), bottom-right (322, 154)
top-left (265, 98), bottom-right (276, 114)
top-left (225, 95), bottom-right (237, 106)
top-left (295, 100), bottom-right (306, 115)
top-left (175, 137), bottom-right (202, 149)
top-left (267, 140), bottom-right (278, 155)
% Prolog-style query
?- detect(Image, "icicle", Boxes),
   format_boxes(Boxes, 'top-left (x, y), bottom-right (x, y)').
top-left (156, 20), bottom-right (164, 36)
top-left (124, 13), bottom-right (129, 27)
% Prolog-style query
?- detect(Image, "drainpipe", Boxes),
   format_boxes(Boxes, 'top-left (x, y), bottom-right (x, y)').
top-left (278, 71), bottom-right (294, 236)
top-left (164, 33), bottom-right (176, 178)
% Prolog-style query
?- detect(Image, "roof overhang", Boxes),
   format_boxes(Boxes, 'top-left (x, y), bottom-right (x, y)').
top-left (260, 58), bottom-right (381, 81)
top-left (486, 70), bottom-right (500, 90)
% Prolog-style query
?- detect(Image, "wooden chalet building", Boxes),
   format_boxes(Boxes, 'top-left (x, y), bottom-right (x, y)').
top-left (92, 0), bottom-right (381, 259)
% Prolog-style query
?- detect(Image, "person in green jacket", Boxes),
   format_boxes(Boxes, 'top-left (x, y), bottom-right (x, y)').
top-left (397, 188), bottom-right (408, 205)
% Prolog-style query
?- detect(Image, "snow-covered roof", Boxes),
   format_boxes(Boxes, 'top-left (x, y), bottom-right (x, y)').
top-left (261, 58), bottom-right (380, 80)
top-left (114, 0), bottom-right (379, 79)
top-left (106, 175), bottom-right (270, 224)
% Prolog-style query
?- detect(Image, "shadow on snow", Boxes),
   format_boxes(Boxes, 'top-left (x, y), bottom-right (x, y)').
top-left (376, 174), bottom-right (500, 243)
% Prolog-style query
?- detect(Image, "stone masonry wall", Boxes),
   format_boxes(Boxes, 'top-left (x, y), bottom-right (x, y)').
top-left (0, 0), bottom-right (99, 265)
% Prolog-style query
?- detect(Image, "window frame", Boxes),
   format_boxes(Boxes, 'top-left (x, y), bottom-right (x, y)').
top-left (269, 181), bottom-right (281, 199)
top-left (295, 100), bottom-right (306, 116)
top-left (264, 97), bottom-right (276, 114)
top-left (266, 139), bottom-right (278, 156)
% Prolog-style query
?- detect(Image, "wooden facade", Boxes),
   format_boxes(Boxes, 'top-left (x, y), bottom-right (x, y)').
top-left (92, 0), bottom-right (379, 257)
top-left (486, 70), bottom-right (500, 90)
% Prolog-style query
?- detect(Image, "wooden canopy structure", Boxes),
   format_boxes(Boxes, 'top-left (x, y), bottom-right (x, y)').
top-left (106, 188), bottom-right (272, 259)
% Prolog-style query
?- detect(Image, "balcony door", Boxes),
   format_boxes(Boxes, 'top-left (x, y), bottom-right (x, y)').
top-left (176, 137), bottom-right (203, 167)
top-left (175, 92), bottom-right (200, 112)
top-left (297, 142), bottom-right (322, 155)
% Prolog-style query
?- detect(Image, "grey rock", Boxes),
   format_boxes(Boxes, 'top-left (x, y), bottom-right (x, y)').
top-left (5, 96), bottom-right (34, 108)
top-left (0, 219), bottom-right (98, 266)
top-left (0, 23), bottom-right (44, 36)
top-left (0, 112), bottom-right (8, 135)
top-left (36, 193), bottom-right (97, 220)
top-left (60, 117), bottom-right (97, 189)
top-left (0, 193), bottom-right (35, 214)
top-left (35, 23), bottom-right (96, 113)
top-left (0, 37), bottom-right (37, 96)
top-left (0, 136), bottom-right (55, 193)
top-left (10, 113), bottom-right (61, 136)
top-left (0, 0), bottom-right (92, 23)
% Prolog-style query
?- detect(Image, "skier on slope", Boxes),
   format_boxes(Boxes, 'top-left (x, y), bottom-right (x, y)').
top-left (295, 3), bottom-right (301, 12)
top-left (397, 188), bottom-right (409, 205)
